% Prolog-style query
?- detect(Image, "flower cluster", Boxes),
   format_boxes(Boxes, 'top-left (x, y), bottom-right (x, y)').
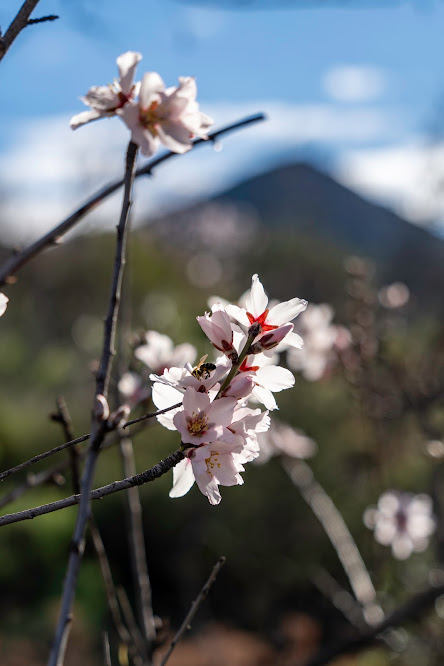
top-left (70, 52), bottom-right (213, 156)
top-left (364, 491), bottom-right (436, 560)
top-left (149, 274), bottom-right (307, 504)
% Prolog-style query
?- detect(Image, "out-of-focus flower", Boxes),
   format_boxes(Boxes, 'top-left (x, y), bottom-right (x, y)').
top-left (256, 421), bottom-right (317, 464)
top-left (287, 304), bottom-right (349, 381)
top-left (364, 491), bottom-right (436, 560)
top-left (0, 293), bottom-right (8, 317)
top-left (70, 51), bottom-right (142, 129)
top-left (119, 73), bottom-right (213, 156)
top-left (135, 330), bottom-right (196, 374)
top-left (118, 371), bottom-right (150, 406)
top-left (227, 274), bottom-right (306, 349)
top-left (378, 282), bottom-right (410, 309)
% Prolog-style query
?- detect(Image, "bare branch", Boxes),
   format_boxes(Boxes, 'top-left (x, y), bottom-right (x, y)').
top-left (27, 14), bottom-right (58, 25)
top-left (0, 0), bottom-right (41, 62)
top-left (159, 556), bottom-right (226, 666)
top-left (0, 114), bottom-right (265, 288)
top-left (48, 141), bottom-right (139, 666)
top-left (305, 582), bottom-right (444, 666)
top-left (284, 459), bottom-right (384, 626)
top-left (0, 402), bottom-right (181, 484)
top-left (0, 449), bottom-right (184, 528)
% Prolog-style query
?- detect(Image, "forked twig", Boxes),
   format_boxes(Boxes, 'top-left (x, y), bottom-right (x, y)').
top-left (159, 556), bottom-right (226, 666)
top-left (0, 0), bottom-right (41, 62)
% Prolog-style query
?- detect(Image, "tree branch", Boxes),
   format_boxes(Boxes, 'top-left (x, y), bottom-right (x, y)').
top-left (0, 0), bottom-right (41, 62)
top-left (48, 141), bottom-right (139, 666)
top-left (0, 114), bottom-right (265, 288)
top-left (0, 449), bottom-right (184, 528)
top-left (159, 556), bottom-right (226, 666)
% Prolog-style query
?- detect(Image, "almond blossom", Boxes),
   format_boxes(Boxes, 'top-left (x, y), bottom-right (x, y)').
top-left (226, 274), bottom-right (306, 349)
top-left (173, 387), bottom-right (236, 446)
top-left (287, 304), bottom-right (350, 381)
top-left (118, 73), bottom-right (213, 156)
top-left (135, 330), bottom-right (196, 374)
top-left (70, 51), bottom-right (142, 129)
top-left (364, 491), bottom-right (436, 560)
top-left (0, 293), bottom-right (8, 317)
top-left (197, 303), bottom-right (237, 361)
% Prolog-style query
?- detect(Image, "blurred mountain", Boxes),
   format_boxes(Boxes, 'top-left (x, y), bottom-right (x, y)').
top-left (149, 162), bottom-right (444, 310)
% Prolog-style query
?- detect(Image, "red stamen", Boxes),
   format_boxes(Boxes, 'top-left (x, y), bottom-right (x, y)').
top-left (246, 309), bottom-right (278, 332)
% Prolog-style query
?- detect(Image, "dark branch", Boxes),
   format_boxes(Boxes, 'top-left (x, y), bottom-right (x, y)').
top-left (0, 0), bottom-right (41, 62)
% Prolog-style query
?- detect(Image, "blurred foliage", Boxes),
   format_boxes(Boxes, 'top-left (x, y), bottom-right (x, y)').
top-left (0, 213), bottom-right (444, 664)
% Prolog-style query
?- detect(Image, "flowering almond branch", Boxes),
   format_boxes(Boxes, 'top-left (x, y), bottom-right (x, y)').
top-left (0, 113), bottom-right (265, 289)
top-left (0, 449), bottom-right (185, 528)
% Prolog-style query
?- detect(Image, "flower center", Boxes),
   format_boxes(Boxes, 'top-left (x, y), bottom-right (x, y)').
top-left (246, 308), bottom-right (278, 333)
top-left (139, 100), bottom-right (161, 137)
top-left (205, 451), bottom-right (221, 477)
top-left (187, 413), bottom-right (209, 437)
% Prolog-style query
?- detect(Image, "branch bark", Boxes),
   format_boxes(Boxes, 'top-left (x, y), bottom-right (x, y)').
top-left (0, 0), bottom-right (41, 62)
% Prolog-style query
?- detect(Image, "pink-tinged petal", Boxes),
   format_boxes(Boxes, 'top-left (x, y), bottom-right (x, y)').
top-left (256, 366), bottom-right (295, 392)
top-left (152, 382), bottom-right (183, 410)
top-left (252, 385), bottom-right (278, 411)
top-left (207, 397), bottom-right (237, 427)
top-left (225, 305), bottom-right (250, 328)
top-left (282, 331), bottom-right (304, 349)
top-left (213, 458), bottom-right (244, 487)
top-left (223, 375), bottom-right (254, 400)
top-left (183, 387), bottom-right (210, 415)
top-left (245, 274), bottom-right (268, 318)
top-left (0, 293), bottom-right (8, 317)
top-left (254, 324), bottom-right (294, 351)
top-left (116, 51), bottom-right (142, 95)
top-left (82, 86), bottom-right (120, 111)
top-left (172, 410), bottom-right (189, 437)
top-left (211, 305), bottom-right (233, 340)
top-left (197, 111), bottom-right (214, 134)
top-left (267, 298), bottom-right (308, 326)
top-left (70, 108), bottom-right (106, 129)
top-left (169, 458), bottom-right (195, 498)
top-left (139, 71), bottom-right (165, 107)
top-left (156, 123), bottom-right (193, 153)
top-left (195, 474), bottom-right (222, 505)
top-left (176, 76), bottom-right (197, 99)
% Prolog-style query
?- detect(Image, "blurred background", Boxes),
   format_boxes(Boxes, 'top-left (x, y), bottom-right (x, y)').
top-left (2, 0), bottom-right (444, 664)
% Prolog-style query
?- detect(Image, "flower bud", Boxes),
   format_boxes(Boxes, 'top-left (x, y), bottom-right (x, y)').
top-left (93, 394), bottom-right (110, 422)
top-left (222, 374), bottom-right (254, 400)
top-left (249, 323), bottom-right (293, 353)
top-left (109, 404), bottom-right (131, 429)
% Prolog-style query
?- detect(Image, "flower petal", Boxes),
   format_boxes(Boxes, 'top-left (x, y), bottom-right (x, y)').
top-left (245, 275), bottom-right (268, 318)
top-left (267, 298), bottom-right (308, 326)
top-left (256, 365), bottom-right (295, 392)
top-left (139, 71), bottom-right (165, 108)
top-left (116, 51), bottom-right (142, 95)
top-left (169, 458), bottom-right (195, 498)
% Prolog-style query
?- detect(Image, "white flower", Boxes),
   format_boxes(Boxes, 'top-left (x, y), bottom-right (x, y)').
top-left (0, 293), bottom-right (8, 317)
top-left (119, 73), bottom-right (213, 156)
top-left (364, 491), bottom-right (436, 560)
top-left (170, 441), bottom-right (246, 506)
top-left (173, 387), bottom-right (236, 446)
top-left (70, 51), bottom-right (142, 129)
top-left (135, 330), bottom-right (196, 374)
top-left (226, 274), bottom-right (306, 349)
top-left (255, 421), bottom-right (317, 464)
top-left (287, 304), bottom-right (347, 381)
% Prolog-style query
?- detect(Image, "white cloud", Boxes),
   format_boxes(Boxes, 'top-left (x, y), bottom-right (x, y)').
top-left (0, 101), bottom-right (395, 245)
top-left (336, 141), bottom-right (444, 225)
top-left (323, 65), bottom-right (387, 103)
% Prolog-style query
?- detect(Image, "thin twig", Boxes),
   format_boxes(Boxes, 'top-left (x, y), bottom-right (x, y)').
top-left (0, 449), bottom-right (184, 528)
top-left (27, 14), bottom-right (58, 25)
top-left (0, 114), bottom-right (265, 288)
top-left (159, 556), bottom-right (226, 666)
top-left (0, 0), bottom-right (41, 62)
top-left (103, 632), bottom-right (112, 666)
top-left (0, 463), bottom-right (67, 509)
top-left (304, 583), bottom-right (444, 666)
top-left (53, 398), bottom-right (143, 665)
top-left (120, 434), bottom-right (157, 654)
top-left (117, 586), bottom-right (148, 662)
top-left (48, 141), bottom-right (139, 666)
top-left (283, 459), bottom-right (384, 626)
top-left (0, 402), bottom-right (181, 483)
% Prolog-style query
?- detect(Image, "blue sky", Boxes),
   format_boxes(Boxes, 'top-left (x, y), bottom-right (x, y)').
top-left (2, 0), bottom-right (444, 241)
